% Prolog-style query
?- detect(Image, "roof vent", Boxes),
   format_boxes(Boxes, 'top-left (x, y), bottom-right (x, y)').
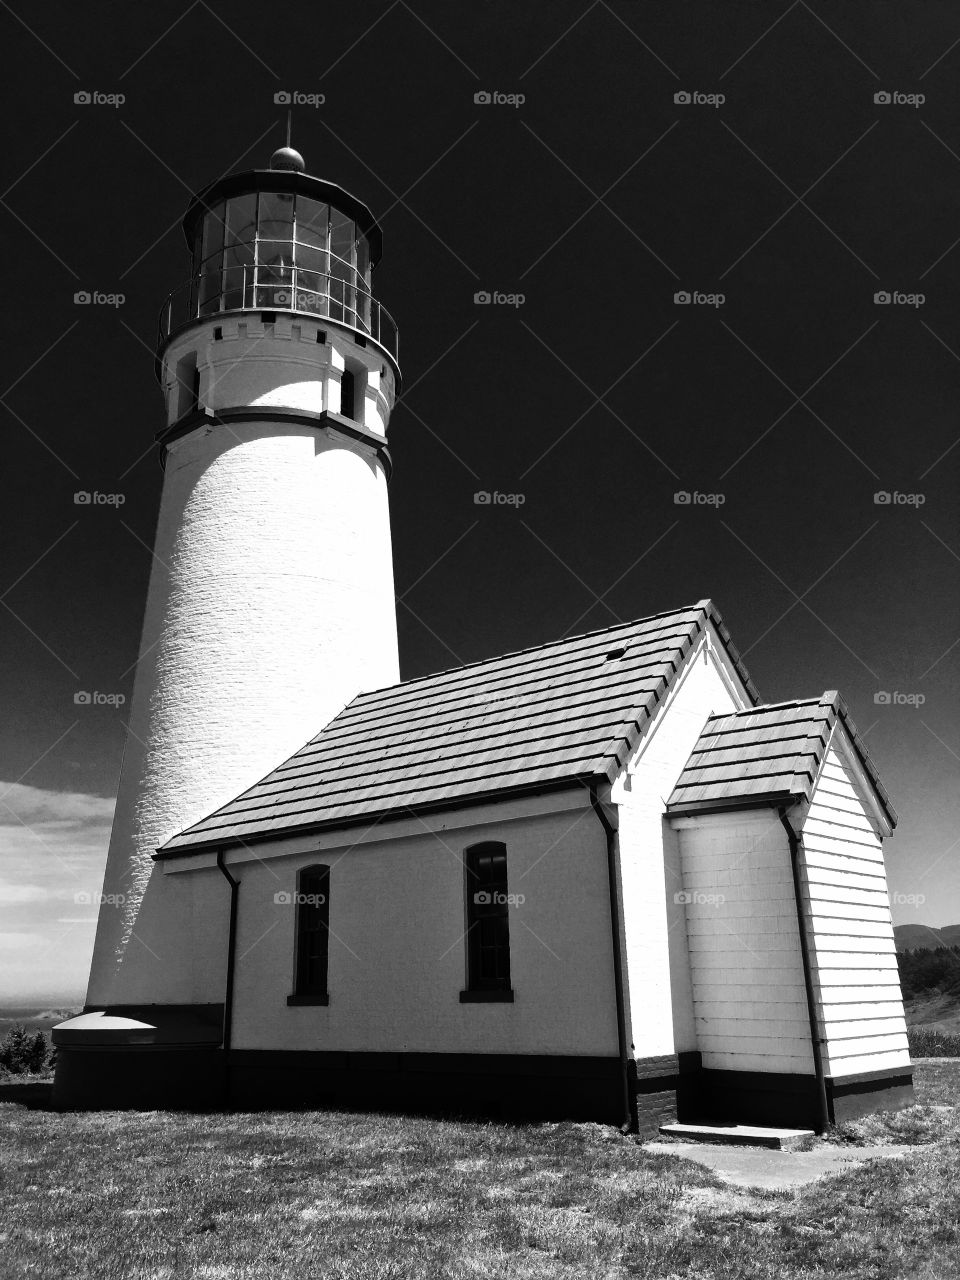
top-left (605, 646), bottom-right (627, 661)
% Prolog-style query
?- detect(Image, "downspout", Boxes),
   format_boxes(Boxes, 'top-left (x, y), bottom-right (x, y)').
top-left (215, 849), bottom-right (239, 1059)
top-left (587, 779), bottom-right (633, 1134)
top-left (778, 807), bottom-right (830, 1133)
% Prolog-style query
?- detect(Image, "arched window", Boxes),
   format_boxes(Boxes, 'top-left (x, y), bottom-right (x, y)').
top-left (288, 864), bottom-right (330, 1005)
top-left (460, 842), bottom-right (514, 1002)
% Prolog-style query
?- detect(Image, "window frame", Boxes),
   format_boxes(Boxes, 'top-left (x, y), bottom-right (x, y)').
top-left (460, 841), bottom-right (515, 1003)
top-left (287, 863), bottom-right (331, 1006)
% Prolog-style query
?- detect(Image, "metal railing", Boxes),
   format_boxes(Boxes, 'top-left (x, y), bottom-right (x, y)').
top-left (157, 265), bottom-right (399, 363)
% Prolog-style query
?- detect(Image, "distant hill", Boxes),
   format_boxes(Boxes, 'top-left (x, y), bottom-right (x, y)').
top-left (895, 923), bottom-right (960, 952)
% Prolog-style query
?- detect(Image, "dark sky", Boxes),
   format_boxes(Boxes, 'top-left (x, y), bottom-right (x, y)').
top-left (2, 0), bottom-right (960, 997)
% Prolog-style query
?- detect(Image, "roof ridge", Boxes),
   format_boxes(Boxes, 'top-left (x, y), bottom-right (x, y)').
top-left (707, 694), bottom-right (829, 719)
top-left (345, 599), bottom-right (714, 706)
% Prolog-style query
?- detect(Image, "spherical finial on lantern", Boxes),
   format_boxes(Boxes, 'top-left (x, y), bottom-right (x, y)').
top-left (270, 146), bottom-right (305, 173)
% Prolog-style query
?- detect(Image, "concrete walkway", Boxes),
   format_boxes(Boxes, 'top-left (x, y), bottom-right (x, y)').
top-left (644, 1139), bottom-right (914, 1191)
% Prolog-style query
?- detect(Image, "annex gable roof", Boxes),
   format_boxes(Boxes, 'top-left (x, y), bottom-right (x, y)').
top-left (666, 691), bottom-right (897, 829)
top-left (158, 599), bottom-right (758, 855)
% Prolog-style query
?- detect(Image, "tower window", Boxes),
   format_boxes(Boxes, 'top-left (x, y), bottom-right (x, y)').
top-left (175, 352), bottom-right (200, 418)
top-left (461, 842), bottom-right (514, 1002)
top-left (340, 368), bottom-right (356, 421)
top-left (288, 864), bottom-right (330, 1005)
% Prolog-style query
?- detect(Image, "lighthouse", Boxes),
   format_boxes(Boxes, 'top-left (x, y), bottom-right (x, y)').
top-left (85, 143), bottom-right (401, 1007)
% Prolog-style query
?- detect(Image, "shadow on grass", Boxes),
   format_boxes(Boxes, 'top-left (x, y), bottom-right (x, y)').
top-left (0, 1078), bottom-right (55, 1109)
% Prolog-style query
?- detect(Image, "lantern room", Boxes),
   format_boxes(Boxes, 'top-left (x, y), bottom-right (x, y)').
top-left (157, 146), bottom-right (399, 371)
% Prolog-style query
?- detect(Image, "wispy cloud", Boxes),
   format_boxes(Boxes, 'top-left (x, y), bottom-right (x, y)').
top-left (0, 783), bottom-right (114, 1002)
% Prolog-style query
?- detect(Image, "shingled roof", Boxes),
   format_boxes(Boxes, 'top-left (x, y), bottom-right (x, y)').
top-left (666, 692), bottom-right (897, 827)
top-left (158, 599), bottom-right (758, 855)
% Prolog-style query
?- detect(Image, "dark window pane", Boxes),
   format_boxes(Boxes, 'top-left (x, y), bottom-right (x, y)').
top-left (295, 865), bottom-right (330, 996)
top-left (465, 843), bottom-right (511, 992)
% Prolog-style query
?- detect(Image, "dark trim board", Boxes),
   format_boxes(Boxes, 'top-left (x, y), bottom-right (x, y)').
top-left (51, 1039), bottom-right (914, 1133)
top-left (227, 1049), bottom-right (650, 1127)
top-left (678, 1065), bottom-right (916, 1130)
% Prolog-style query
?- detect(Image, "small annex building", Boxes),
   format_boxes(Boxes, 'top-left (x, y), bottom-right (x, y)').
top-left (56, 600), bottom-right (913, 1133)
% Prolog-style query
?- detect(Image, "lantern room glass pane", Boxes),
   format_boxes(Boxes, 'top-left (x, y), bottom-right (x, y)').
top-left (200, 201), bottom-right (225, 268)
top-left (296, 198), bottom-right (328, 251)
top-left (258, 190), bottom-right (294, 243)
top-left (222, 194), bottom-right (256, 311)
top-left (198, 201), bottom-right (226, 313)
top-left (329, 210), bottom-right (356, 325)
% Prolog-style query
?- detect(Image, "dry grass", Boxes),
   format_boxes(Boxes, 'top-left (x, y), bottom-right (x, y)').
top-left (0, 1061), bottom-right (958, 1279)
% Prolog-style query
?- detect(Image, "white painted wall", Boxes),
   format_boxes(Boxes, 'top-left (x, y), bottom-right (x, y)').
top-left (800, 740), bottom-right (911, 1077)
top-left (672, 810), bottom-right (815, 1075)
top-left (611, 628), bottom-right (752, 1060)
top-left (216, 794), bottom-right (618, 1057)
top-left (87, 317), bottom-right (398, 1005)
top-left (165, 313), bottom-right (396, 437)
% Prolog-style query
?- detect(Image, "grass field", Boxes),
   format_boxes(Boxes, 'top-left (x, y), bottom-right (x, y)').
top-left (2, 1063), bottom-right (959, 1279)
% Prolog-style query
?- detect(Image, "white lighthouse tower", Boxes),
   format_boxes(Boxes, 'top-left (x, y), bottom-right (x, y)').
top-left (85, 142), bottom-right (401, 1007)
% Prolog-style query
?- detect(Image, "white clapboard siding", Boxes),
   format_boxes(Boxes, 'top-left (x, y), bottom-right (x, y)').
top-left (676, 811), bottom-right (814, 1074)
top-left (801, 742), bottom-right (911, 1076)
top-left (819, 984), bottom-right (905, 1003)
